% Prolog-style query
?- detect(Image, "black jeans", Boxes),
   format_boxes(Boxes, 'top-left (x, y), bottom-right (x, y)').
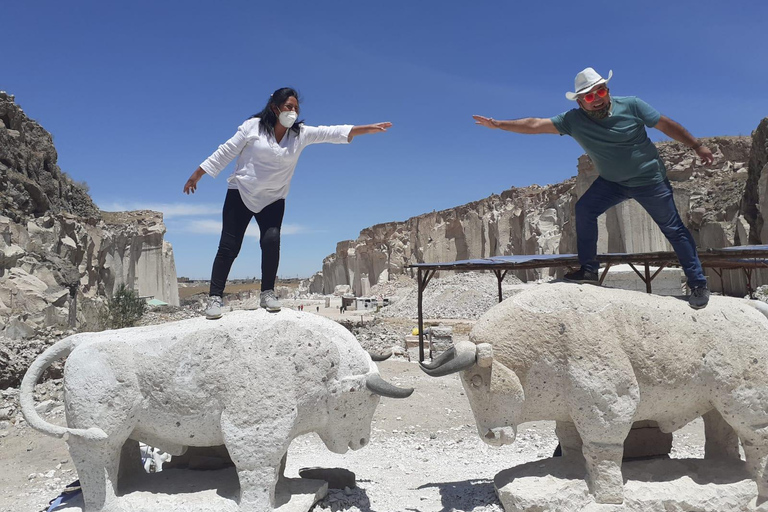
top-left (209, 190), bottom-right (284, 297)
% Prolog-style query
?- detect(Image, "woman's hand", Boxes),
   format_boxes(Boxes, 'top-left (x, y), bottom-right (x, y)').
top-left (348, 122), bottom-right (392, 141)
top-left (183, 168), bottom-right (207, 194)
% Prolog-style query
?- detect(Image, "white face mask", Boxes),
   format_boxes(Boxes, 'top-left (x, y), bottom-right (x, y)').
top-left (277, 110), bottom-right (298, 128)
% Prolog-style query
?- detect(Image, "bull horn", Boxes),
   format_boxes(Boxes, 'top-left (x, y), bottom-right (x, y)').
top-left (369, 351), bottom-right (392, 362)
top-left (419, 346), bottom-right (456, 370)
top-left (366, 374), bottom-right (414, 398)
top-left (419, 341), bottom-right (477, 377)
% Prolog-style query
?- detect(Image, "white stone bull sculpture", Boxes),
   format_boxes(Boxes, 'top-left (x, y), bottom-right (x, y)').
top-left (421, 283), bottom-right (768, 506)
top-left (21, 309), bottom-right (412, 512)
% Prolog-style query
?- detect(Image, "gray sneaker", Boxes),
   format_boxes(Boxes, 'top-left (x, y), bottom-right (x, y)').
top-left (260, 290), bottom-right (281, 312)
top-left (204, 295), bottom-right (223, 319)
top-left (689, 286), bottom-right (710, 310)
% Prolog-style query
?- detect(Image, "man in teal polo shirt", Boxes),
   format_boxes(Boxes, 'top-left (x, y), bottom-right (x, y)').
top-left (473, 67), bottom-right (715, 309)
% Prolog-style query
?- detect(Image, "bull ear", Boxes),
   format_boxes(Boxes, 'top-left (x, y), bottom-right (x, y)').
top-left (490, 359), bottom-right (524, 402)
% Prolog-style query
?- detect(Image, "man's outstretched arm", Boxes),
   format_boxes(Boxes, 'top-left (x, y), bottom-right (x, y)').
top-left (473, 115), bottom-right (560, 134)
top-left (654, 115), bottom-right (714, 164)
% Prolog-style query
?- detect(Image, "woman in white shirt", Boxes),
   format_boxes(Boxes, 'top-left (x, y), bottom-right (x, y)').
top-left (183, 87), bottom-right (391, 319)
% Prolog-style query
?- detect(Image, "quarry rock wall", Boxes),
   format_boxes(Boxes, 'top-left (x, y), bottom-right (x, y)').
top-left (0, 92), bottom-right (179, 338)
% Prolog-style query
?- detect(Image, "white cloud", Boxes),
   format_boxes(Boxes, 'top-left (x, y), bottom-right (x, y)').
top-left (183, 219), bottom-right (223, 235)
top-left (175, 220), bottom-right (310, 238)
top-left (281, 224), bottom-right (309, 235)
top-left (98, 201), bottom-right (221, 218)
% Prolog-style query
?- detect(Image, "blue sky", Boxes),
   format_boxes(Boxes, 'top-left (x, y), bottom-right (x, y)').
top-left (3, 1), bottom-right (767, 279)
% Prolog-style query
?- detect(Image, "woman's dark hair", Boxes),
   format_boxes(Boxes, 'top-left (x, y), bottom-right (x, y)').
top-left (249, 87), bottom-right (304, 139)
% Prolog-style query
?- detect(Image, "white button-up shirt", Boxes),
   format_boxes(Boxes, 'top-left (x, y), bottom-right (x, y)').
top-left (200, 118), bottom-right (353, 213)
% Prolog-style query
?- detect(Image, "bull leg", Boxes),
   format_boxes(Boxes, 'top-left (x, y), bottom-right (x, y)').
top-left (720, 411), bottom-right (768, 504)
top-left (68, 436), bottom-right (127, 511)
top-left (566, 356), bottom-right (638, 505)
top-left (234, 465), bottom-right (282, 512)
top-left (220, 411), bottom-right (289, 512)
top-left (555, 421), bottom-right (584, 461)
top-left (742, 440), bottom-right (768, 506)
top-left (710, 396), bottom-right (768, 504)
top-left (703, 409), bottom-right (740, 460)
top-left (118, 439), bottom-right (143, 482)
top-left (580, 440), bottom-right (626, 504)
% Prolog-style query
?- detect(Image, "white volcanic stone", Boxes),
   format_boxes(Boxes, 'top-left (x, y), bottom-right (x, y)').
top-left (453, 283), bottom-right (768, 505)
top-left (495, 457), bottom-right (758, 512)
top-left (21, 310), bottom-right (403, 512)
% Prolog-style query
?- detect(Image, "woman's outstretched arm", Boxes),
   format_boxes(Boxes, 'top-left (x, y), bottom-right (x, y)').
top-left (348, 122), bottom-right (392, 142)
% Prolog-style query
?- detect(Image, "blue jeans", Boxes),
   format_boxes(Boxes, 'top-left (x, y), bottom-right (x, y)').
top-left (575, 177), bottom-right (707, 288)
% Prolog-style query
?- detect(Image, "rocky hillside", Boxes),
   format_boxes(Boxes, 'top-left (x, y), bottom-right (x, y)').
top-left (0, 92), bottom-right (178, 339)
top-left (314, 121), bottom-right (768, 298)
top-left (0, 92), bottom-right (99, 221)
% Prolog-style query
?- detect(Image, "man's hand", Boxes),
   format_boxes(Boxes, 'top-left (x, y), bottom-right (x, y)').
top-left (695, 145), bottom-right (715, 165)
top-left (473, 116), bottom-right (558, 134)
top-left (473, 115), bottom-right (499, 129)
top-left (655, 116), bottom-right (714, 165)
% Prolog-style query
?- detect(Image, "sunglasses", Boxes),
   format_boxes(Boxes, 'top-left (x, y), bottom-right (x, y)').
top-left (582, 87), bottom-right (609, 103)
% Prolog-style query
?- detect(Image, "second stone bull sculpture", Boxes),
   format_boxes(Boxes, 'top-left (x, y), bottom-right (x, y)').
top-left (421, 283), bottom-right (768, 507)
top-left (21, 309), bottom-right (413, 512)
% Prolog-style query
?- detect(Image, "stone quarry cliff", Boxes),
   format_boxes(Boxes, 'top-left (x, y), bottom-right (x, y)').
top-left (0, 92), bottom-right (178, 338)
top-left (314, 120), bottom-right (768, 298)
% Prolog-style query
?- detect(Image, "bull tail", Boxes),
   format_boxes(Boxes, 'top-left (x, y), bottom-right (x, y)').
top-left (747, 299), bottom-right (768, 321)
top-left (20, 336), bottom-right (108, 441)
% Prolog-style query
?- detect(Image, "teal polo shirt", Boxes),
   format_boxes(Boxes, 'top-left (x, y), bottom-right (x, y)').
top-left (551, 96), bottom-right (665, 187)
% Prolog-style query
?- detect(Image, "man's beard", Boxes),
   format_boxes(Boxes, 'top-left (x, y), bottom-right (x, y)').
top-left (582, 102), bottom-right (611, 119)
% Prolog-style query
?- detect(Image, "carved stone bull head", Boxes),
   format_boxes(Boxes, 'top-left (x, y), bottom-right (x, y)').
top-left (420, 341), bottom-right (525, 445)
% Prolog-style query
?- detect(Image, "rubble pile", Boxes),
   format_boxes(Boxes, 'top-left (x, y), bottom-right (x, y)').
top-left (367, 274), bottom-right (418, 300)
top-left (0, 330), bottom-right (74, 389)
top-left (136, 305), bottom-right (200, 326)
top-left (377, 271), bottom-right (523, 320)
top-left (348, 319), bottom-right (408, 358)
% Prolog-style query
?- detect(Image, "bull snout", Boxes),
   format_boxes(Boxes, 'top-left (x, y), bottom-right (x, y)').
top-left (323, 435), bottom-right (370, 454)
top-left (482, 426), bottom-right (516, 446)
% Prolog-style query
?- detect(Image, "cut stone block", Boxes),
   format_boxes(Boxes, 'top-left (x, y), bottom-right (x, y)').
top-left (495, 457), bottom-right (757, 512)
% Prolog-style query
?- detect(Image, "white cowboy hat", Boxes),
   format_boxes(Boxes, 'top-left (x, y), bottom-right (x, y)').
top-left (565, 68), bottom-right (613, 101)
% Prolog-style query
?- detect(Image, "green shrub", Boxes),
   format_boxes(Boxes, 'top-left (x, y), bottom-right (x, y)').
top-left (102, 283), bottom-right (147, 329)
